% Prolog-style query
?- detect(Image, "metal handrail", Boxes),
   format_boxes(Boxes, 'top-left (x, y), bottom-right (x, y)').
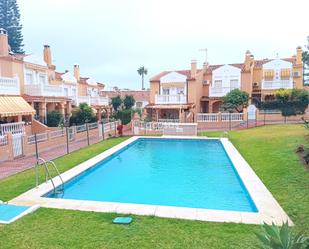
top-left (35, 157), bottom-right (64, 195)
top-left (47, 160), bottom-right (64, 192)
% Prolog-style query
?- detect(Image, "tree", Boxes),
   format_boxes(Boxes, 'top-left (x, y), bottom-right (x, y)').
top-left (221, 89), bottom-right (249, 112)
top-left (111, 96), bottom-right (122, 111)
top-left (0, 0), bottom-right (24, 53)
top-left (69, 103), bottom-right (97, 125)
top-left (137, 66), bottom-right (148, 90)
top-left (303, 36), bottom-right (309, 85)
top-left (46, 110), bottom-right (63, 127)
top-left (123, 95), bottom-right (135, 109)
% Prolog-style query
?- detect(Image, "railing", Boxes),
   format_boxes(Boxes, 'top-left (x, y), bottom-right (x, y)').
top-left (103, 121), bottom-right (118, 132)
top-left (49, 129), bottom-right (65, 138)
top-left (155, 94), bottom-right (187, 104)
top-left (197, 113), bottom-right (244, 122)
top-left (76, 124), bottom-right (87, 133)
top-left (262, 79), bottom-right (293, 89)
top-left (0, 76), bottom-right (20, 95)
top-left (209, 86), bottom-right (238, 97)
top-left (221, 113), bottom-right (243, 121)
top-left (28, 133), bottom-right (48, 144)
top-left (0, 122), bottom-right (25, 135)
top-left (158, 119), bottom-right (180, 123)
top-left (197, 113), bottom-right (219, 122)
top-left (24, 84), bottom-right (64, 97)
top-left (77, 96), bottom-right (109, 106)
top-left (0, 135), bottom-right (8, 146)
top-left (88, 122), bottom-right (98, 130)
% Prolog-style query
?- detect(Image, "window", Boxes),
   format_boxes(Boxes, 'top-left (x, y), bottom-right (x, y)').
top-left (39, 74), bottom-right (46, 84)
top-left (26, 72), bottom-right (33, 84)
top-left (230, 79), bottom-right (238, 89)
top-left (264, 70), bottom-right (274, 80)
top-left (136, 102), bottom-right (143, 108)
top-left (162, 88), bottom-right (170, 95)
top-left (177, 88), bottom-right (184, 95)
top-left (72, 88), bottom-right (77, 96)
top-left (213, 80), bottom-right (222, 88)
top-left (280, 69), bottom-right (291, 79)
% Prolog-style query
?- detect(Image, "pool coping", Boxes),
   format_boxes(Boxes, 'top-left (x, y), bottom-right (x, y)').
top-left (10, 136), bottom-right (292, 225)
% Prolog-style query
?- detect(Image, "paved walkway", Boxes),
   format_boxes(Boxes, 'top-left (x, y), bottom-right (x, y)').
top-left (0, 136), bottom-right (102, 180)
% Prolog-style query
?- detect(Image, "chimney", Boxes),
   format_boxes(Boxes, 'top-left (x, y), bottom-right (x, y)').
top-left (0, 28), bottom-right (9, 57)
top-left (74, 64), bottom-right (80, 81)
top-left (43, 45), bottom-right (52, 66)
top-left (244, 50), bottom-right (252, 71)
top-left (296, 46), bottom-right (302, 65)
top-left (191, 59), bottom-right (197, 79)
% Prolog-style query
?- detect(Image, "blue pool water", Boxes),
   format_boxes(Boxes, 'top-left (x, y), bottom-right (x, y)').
top-left (0, 204), bottom-right (29, 222)
top-left (46, 138), bottom-right (257, 212)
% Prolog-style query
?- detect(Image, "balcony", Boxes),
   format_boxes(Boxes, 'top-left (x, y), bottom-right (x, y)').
top-left (24, 84), bottom-right (64, 97)
top-left (261, 79), bottom-right (293, 90)
top-left (209, 87), bottom-right (238, 97)
top-left (155, 94), bottom-right (187, 104)
top-left (0, 76), bottom-right (20, 95)
top-left (77, 96), bottom-right (109, 106)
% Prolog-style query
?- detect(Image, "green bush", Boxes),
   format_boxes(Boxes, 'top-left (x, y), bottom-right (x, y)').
top-left (261, 89), bottom-right (309, 117)
top-left (47, 110), bottom-right (63, 127)
top-left (114, 109), bottom-right (132, 125)
top-left (70, 103), bottom-right (97, 125)
top-left (221, 89), bottom-right (249, 112)
top-left (256, 221), bottom-right (309, 249)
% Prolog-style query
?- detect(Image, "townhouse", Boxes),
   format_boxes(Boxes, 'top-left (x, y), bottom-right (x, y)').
top-left (0, 28), bottom-right (110, 126)
top-left (146, 47), bottom-right (304, 122)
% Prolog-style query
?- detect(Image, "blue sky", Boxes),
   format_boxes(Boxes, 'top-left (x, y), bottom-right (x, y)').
top-left (18, 0), bottom-right (309, 90)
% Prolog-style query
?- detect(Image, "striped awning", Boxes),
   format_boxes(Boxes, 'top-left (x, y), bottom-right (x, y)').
top-left (0, 96), bottom-right (36, 117)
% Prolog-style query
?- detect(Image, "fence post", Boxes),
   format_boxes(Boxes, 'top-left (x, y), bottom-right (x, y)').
top-left (229, 113), bottom-right (232, 131)
top-left (114, 121), bottom-right (117, 137)
top-left (101, 120), bottom-right (105, 141)
top-left (34, 133), bottom-right (39, 160)
top-left (66, 127), bottom-right (69, 154)
top-left (86, 123), bottom-right (90, 145)
top-left (34, 133), bottom-right (39, 187)
top-left (264, 112), bottom-right (266, 126)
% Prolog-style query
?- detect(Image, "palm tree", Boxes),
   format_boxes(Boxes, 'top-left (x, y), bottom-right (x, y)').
top-left (137, 66), bottom-right (148, 90)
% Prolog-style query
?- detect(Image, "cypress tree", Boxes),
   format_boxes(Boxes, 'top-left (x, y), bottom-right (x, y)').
top-left (0, 0), bottom-right (24, 54)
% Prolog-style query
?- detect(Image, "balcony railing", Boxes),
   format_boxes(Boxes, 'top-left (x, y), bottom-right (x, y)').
top-left (209, 87), bottom-right (238, 97)
top-left (0, 122), bottom-right (25, 135)
top-left (0, 76), bottom-right (20, 95)
top-left (24, 84), bottom-right (64, 97)
top-left (261, 79), bottom-right (293, 89)
top-left (155, 94), bottom-right (186, 104)
top-left (77, 96), bottom-right (109, 106)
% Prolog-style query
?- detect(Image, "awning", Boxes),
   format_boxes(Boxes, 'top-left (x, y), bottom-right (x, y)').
top-left (0, 96), bottom-right (36, 117)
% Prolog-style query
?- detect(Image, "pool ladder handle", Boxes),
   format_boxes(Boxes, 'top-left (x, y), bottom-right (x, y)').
top-left (35, 157), bottom-right (64, 194)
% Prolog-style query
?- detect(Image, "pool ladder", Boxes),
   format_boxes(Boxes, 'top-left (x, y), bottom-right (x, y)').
top-left (35, 157), bottom-right (64, 196)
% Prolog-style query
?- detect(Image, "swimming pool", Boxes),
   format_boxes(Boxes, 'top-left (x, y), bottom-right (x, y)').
top-left (46, 138), bottom-right (257, 213)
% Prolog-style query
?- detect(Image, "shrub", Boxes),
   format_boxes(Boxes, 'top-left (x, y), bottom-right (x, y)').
top-left (255, 221), bottom-right (309, 249)
top-left (261, 89), bottom-right (309, 117)
top-left (114, 109), bottom-right (132, 125)
top-left (70, 103), bottom-right (97, 125)
top-left (47, 110), bottom-right (63, 127)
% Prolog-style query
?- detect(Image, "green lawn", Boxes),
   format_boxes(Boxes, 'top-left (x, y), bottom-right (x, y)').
top-left (1, 125), bottom-right (309, 249)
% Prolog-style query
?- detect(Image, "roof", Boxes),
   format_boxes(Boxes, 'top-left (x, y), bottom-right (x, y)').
top-left (150, 70), bottom-right (202, 81)
top-left (0, 96), bottom-right (36, 117)
top-left (150, 57), bottom-right (296, 81)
